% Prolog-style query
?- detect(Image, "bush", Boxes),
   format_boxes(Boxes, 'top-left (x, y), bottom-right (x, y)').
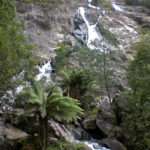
top-left (122, 32), bottom-right (150, 150)
top-left (48, 141), bottom-right (89, 150)
top-left (98, 0), bottom-right (112, 10)
top-left (0, 0), bottom-right (33, 94)
top-left (125, 0), bottom-right (150, 8)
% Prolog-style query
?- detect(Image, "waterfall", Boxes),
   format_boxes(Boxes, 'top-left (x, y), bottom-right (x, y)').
top-left (77, 7), bottom-right (103, 50)
top-left (112, 1), bottom-right (124, 12)
top-left (15, 60), bottom-right (52, 95)
top-left (35, 60), bottom-right (52, 82)
top-left (84, 141), bottom-right (110, 150)
top-left (88, 0), bottom-right (100, 10)
top-left (74, 0), bottom-right (107, 51)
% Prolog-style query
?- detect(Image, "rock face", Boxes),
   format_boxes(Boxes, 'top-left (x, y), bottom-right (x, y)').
top-left (0, 118), bottom-right (28, 149)
top-left (100, 138), bottom-right (127, 150)
top-left (16, 0), bottom-right (85, 59)
top-left (127, 7), bottom-right (150, 27)
top-left (48, 120), bottom-right (75, 142)
top-left (15, 0), bottom-right (140, 97)
top-left (83, 117), bottom-right (97, 130)
top-left (96, 96), bottom-right (124, 139)
top-left (96, 99), bottom-right (117, 137)
top-left (16, 0), bottom-right (139, 59)
top-left (0, 118), bottom-right (28, 141)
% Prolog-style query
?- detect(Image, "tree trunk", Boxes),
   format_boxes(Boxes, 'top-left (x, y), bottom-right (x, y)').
top-left (103, 49), bottom-right (112, 103)
top-left (39, 116), bottom-right (48, 150)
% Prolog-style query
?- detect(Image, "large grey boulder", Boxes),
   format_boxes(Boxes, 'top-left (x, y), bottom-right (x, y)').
top-left (100, 138), bottom-right (127, 150)
top-left (96, 97), bottom-right (123, 138)
top-left (83, 117), bottom-right (97, 130)
top-left (0, 118), bottom-right (28, 149)
top-left (96, 98), bottom-right (116, 136)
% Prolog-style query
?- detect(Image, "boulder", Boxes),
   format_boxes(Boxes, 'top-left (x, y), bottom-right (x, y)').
top-left (96, 98), bottom-right (116, 136)
top-left (96, 97), bottom-right (123, 138)
top-left (4, 125), bottom-right (28, 141)
top-left (100, 138), bottom-right (127, 150)
top-left (0, 118), bottom-right (28, 149)
top-left (83, 117), bottom-right (96, 130)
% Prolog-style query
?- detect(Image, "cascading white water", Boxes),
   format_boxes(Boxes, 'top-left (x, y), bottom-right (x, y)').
top-left (112, 1), bottom-right (124, 12)
top-left (77, 7), bottom-right (103, 50)
top-left (84, 141), bottom-right (110, 150)
top-left (15, 61), bottom-right (52, 95)
top-left (88, 0), bottom-right (100, 10)
top-left (35, 61), bottom-right (52, 82)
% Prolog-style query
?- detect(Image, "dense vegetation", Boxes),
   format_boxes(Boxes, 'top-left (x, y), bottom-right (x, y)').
top-left (125, 0), bottom-right (150, 8)
top-left (122, 32), bottom-right (150, 150)
top-left (0, 0), bottom-right (33, 95)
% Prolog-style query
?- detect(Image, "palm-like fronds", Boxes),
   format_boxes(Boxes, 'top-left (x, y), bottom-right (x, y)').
top-left (59, 69), bottom-right (95, 99)
top-left (47, 86), bottom-right (83, 122)
top-left (24, 80), bottom-right (83, 121)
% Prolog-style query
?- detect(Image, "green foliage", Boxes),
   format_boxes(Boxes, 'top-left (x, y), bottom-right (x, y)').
top-left (98, 0), bottom-right (112, 9)
top-left (48, 140), bottom-right (88, 150)
top-left (24, 80), bottom-right (83, 121)
top-left (128, 32), bottom-right (150, 97)
top-left (23, 0), bottom-right (64, 6)
top-left (0, 0), bottom-right (33, 94)
top-left (99, 25), bottom-right (119, 46)
top-left (59, 68), bottom-right (95, 100)
top-left (22, 80), bottom-right (83, 150)
top-left (54, 45), bottom-right (115, 103)
top-left (54, 44), bottom-right (73, 72)
top-left (125, 0), bottom-right (150, 8)
top-left (123, 32), bottom-right (150, 150)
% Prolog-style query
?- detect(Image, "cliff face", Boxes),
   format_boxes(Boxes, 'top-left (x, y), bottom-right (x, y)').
top-left (16, 0), bottom-right (139, 59)
top-left (16, 0), bottom-right (85, 59)
top-left (16, 0), bottom-right (141, 94)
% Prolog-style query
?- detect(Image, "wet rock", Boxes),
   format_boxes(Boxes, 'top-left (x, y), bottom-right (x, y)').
top-left (48, 120), bottom-right (75, 142)
top-left (0, 119), bottom-right (28, 141)
top-left (16, 0), bottom-right (85, 59)
top-left (96, 98), bottom-right (115, 136)
top-left (96, 97), bottom-right (123, 138)
top-left (0, 118), bottom-right (28, 150)
top-left (83, 117), bottom-right (96, 130)
top-left (100, 138), bottom-right (127, 150)
top-left (4, 125), bottom-right (28, 141)
top-left (96, 110), bottom-right (116, 136)
top-left (128, 13), bottom-right (150, 27)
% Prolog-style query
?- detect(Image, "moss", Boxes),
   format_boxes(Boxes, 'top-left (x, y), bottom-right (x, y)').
top-left (98, 24), bottom-right (119, 46)
top-left (23, 0), bottom-right (64, 6)
top-left (98, 0), bottom-right (112, 10)
top-left (47, 140), bottom-right (89, 150)
top-left (85, 107), bottom-right (99, 119)
top-left (125, 0), bottom-right (150, 8)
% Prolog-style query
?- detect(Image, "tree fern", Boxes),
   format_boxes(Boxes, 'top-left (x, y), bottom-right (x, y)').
top-left (23, 80), bottom-right (83, 150)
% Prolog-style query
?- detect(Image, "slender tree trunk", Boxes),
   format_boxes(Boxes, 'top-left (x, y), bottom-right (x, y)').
top-left (40, 116), bottom-right (48, 150)
top-left (103, 49), bottom-right (112, 103)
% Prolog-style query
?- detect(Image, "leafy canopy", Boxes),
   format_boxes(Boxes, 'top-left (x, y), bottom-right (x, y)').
top-left (0, 0), bottom-right (33, 94)
top-left (123, 32), bottom-right (150, 150)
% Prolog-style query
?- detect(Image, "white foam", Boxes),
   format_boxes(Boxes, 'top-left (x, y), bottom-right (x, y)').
top-left (78, 7), bottom-right (102, 50)
top-left (36, 61), bottom-right (52, 82)
top-left (84, 141), bottom-right (110, 150)
top-left (112, 3), bottom-right (124, 12)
